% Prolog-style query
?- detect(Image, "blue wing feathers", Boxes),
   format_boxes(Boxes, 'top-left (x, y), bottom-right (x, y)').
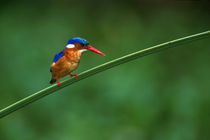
top-left (53, 49), bottom-right (65, 63)
top-left (50, 49), bottom-right (65, 72)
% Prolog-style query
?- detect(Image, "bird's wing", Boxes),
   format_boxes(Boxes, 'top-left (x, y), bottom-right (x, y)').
top-left (50, 49), bottom-right (65, 72)
top-left (53, 49), bottom-right (65, 63)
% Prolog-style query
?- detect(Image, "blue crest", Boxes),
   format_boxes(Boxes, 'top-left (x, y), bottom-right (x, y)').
top-left (52, 37), bottom-right (89, 63)
top-left (66, 37), bottom-right (89, 46)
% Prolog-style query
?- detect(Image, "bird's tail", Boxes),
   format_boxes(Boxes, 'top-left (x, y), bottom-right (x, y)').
top-left (50, 79), bottom-right (56, 84)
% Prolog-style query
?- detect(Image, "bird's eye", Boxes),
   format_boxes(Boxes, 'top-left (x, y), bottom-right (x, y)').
top-left (80, 43), bottom-right (84, 47)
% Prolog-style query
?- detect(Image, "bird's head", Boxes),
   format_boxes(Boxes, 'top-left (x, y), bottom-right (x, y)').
top-left (65, 37), bottom-right (105, 56)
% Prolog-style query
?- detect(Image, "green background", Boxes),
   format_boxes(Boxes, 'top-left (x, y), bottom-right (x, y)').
top-left (0, 0), bottom-right (210, 140)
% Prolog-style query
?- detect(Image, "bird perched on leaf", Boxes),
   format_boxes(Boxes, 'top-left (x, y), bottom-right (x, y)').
top-left (50, 37), bottom-right (105, 87)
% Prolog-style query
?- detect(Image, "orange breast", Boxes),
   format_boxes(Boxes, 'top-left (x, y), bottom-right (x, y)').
top-left (51, 50), bottom-right (81, 79)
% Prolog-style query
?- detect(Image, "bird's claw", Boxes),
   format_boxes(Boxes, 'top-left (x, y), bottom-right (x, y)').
top-left (70, 74), bottom-right (78, 79)
top-left (56, 78), bottom-right (60, 87)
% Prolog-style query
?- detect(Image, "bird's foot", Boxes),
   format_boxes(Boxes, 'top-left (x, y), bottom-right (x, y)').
top-left (56, 78), bottom-right (60, 87)
top-left (70, 73), bottom-right (78, 79)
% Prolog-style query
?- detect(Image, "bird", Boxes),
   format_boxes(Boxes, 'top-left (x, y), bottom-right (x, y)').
top-left (50, 37), bottom-right (105, 87)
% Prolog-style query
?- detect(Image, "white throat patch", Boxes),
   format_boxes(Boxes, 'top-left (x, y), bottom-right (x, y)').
top-left (80, 49), bottom-right (87, 53)
top-left (66, 44), bottom-right (75, 48)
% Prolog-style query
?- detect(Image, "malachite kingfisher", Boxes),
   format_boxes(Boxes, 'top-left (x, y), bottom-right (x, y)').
top-left (50, 37), bottom-right (105, 87)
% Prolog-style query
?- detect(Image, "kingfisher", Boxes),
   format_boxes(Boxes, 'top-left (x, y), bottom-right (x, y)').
top-left (50, 37), bottom-right (105, 87)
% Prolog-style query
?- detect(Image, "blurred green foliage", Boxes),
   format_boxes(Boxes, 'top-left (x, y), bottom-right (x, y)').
top-left (0, 0), bottom-right (210, 140)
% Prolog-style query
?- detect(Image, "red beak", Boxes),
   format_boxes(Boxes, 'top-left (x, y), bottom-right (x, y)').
top-left (85, 45), bottom-right (105, 56)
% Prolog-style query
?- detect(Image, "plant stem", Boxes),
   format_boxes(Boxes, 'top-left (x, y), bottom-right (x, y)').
top-left (0, 31), bottom-right (210, 119)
